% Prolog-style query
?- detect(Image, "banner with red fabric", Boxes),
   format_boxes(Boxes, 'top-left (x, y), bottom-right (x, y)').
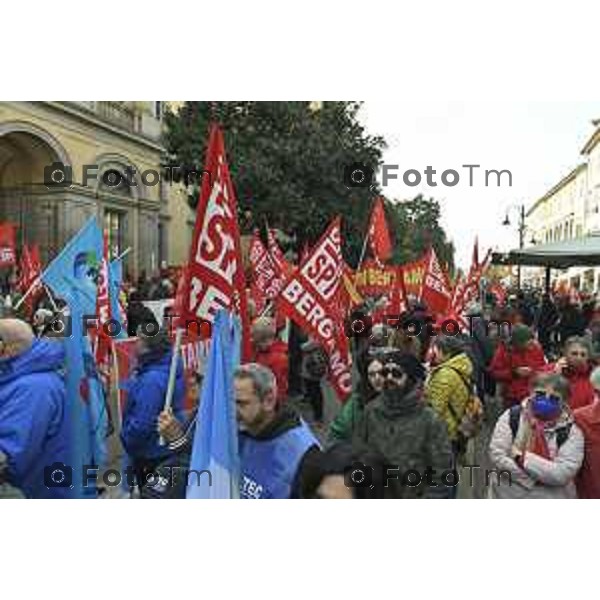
top-left (354, 259), bottom-right (399, 297)
top-left (176, 123), bottom-right (250, 359)
top-left (367, 197), bottom-right (392, 263)
top-left (0, 222), bottom-right (17, 267)
top-left (277, 217), bottom-right (352, 401)
top-left (420, 247), bottom-right (452, 316)
top-left (402, 257), bottom-right (427, 298)
top-left (267, 227), bottom-right (292, 278)
top-left (488, 282), bottom-right (507, 305)
top-left (249, 230), bottom-right (288, 313)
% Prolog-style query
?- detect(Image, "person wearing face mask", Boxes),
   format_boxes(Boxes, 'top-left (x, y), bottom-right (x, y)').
top-left (549, 336), bottom-right (595, 411)
top-left (488, 372), bottom-right (584, 499)
top-left (328, 351), bottom-right (387, 443)
top-left (353, 351), bottom-right (454, 499)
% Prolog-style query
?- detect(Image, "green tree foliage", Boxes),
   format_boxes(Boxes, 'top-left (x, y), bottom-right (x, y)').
top-left (164, 102), bottom-right (454, 271)
top-left (164, 101), bottom-right (385, 263)
top-left (385, 195), bottom-right (455, 275)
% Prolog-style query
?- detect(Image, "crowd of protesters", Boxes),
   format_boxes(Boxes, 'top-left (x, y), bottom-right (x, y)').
top-left (2, 267), bottom-right (600, 500)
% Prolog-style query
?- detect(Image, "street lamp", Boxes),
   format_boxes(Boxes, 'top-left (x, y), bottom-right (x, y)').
top-left (502, 203), bottom-right (527, 288)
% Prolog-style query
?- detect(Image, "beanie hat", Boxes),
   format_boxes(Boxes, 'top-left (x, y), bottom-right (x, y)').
top-left (382, 351), bottom-right (426, 383)
top-left (511, 324), bottom-right (533, 348)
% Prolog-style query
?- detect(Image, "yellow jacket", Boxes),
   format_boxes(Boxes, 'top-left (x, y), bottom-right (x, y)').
top-left (425, 352), bottom-right (473, 441)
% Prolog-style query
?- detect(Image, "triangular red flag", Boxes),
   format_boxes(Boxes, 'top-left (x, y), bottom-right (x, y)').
top-left (367, 197), bottom-right (392, 263)
top-left (177, 124), bottom-right (251, 360)
top-left (420, 247), bottom-right (452, 316)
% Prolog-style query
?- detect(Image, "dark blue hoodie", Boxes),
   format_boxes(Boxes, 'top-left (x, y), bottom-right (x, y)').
top-left (0, 339), bottom-right (70, 498)
top-left (121, 351), bottom-right (186, 462)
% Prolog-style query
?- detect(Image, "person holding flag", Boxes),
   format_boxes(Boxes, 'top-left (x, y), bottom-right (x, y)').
top-left (121, 327), bottom-right (186, 493)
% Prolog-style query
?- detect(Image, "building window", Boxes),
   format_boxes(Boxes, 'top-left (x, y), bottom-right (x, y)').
top-left (154, 101), bottom-right (162, 120)
top-left (104, 209), bottom-right (125, 259)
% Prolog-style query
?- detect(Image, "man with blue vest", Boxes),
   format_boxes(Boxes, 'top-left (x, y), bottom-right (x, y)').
top-left (235, 363), bottom-right (320, 499)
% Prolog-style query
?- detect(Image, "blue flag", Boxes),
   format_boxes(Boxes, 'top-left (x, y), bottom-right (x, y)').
top-left (108, 258), bottom-right (127, 339)
top-left (42, 216), bottom-right (108, 498)
top-left (186, 311), bottom-right (241, 499)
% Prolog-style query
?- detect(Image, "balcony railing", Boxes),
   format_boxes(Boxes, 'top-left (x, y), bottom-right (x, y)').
top-left (95, 101), bottom-right (137, 132)
top-left (56, 101), bottom-right (161, 141)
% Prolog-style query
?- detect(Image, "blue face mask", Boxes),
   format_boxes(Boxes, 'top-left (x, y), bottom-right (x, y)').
top-left (531, 392), bottom-right (562, 421)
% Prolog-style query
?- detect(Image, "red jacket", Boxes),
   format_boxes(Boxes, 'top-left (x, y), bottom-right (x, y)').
top-left (546, 363), bottom-right (595, 411)
top-left (489, 341), bottom-right (547, 407)
top-left (574, 400), bottom-right (600, 498)
top-left (253, 340), bottom-right (289, 403)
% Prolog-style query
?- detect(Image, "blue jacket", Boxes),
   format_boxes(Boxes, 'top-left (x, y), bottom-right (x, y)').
top-left (239, 408), bottom-right (318, 499)
top-left (0, 340), bottom-right (71, 499)
top-left (121, 351), bottom-right (186, 462)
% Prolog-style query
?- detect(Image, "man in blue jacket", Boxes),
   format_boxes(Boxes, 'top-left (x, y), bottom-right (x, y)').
top-left (235, 363), bottom-right (320, 498)
top-left (0, 318), bottom-right (71, 499)
top-left (121, 328), bottom-right (185, 491)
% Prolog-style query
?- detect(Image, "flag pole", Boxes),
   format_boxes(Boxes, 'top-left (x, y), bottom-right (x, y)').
top-left (115, 247), bottom-right (131, 262)
top-left (43, 284), bottom-right (59, 313)
top-left (159, 327), bottom-right (184, 446)
top-left (13, 276), bottom-right (41, 311)
top-left (357, 230), bottom-right (369, 271)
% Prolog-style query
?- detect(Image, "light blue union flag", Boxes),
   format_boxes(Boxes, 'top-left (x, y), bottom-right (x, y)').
top-left (186, 310), bottom-right (241, 499)
top-left (42, 216), bottom-right (108, 498)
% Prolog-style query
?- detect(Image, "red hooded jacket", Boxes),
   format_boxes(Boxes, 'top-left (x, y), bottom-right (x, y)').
top-left (252, 340), bottom-right (289, 403)
top-left (489, 341), bottom-right (547, 407)
top-left (574, 400), bottom-right (600, 498)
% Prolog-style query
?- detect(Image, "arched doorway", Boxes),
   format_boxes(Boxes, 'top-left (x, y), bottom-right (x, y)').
top-left (0, 122), bottom-right (71, 265)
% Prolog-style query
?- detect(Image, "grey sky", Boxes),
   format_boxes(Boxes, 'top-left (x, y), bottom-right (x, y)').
top-left (359, 101), bottom-right (600, 270)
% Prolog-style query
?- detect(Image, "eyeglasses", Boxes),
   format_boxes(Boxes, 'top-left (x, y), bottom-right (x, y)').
top-left (381, 366), bottom-right (406, 379)
top-left (533, 389), bottom-right (562, 403)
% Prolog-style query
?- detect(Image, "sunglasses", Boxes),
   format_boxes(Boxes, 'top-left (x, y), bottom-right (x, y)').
top-left (533, 389), bottom-right (562, 403)
top-left (381, 366), bottom-right (406, 379)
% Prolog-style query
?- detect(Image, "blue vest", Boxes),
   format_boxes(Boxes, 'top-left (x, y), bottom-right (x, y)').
top-left (239, 421), bottom-right (318, 499)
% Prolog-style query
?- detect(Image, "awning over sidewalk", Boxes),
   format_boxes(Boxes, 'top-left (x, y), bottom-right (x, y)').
top-left (492, 233), bottom-right (600, 268)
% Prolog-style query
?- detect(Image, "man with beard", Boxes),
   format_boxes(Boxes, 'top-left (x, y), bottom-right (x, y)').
top-left (353, 351), bottom-right (454, 499)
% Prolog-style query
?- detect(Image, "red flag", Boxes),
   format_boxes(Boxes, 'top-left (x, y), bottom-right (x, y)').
top-left (113, 337), bottom-right (138, 424)
top-left (17, 243), bottom-right (43, 316)
top-left (420, 247), bottom-right (452, 316)
top-left (488, 283), bottom-right (507, 305)
top-left (250, 230), bottom-right (287, 300)
top-left (267, 228), bottom-right (292, 277)
top-left (177, 124), bottom-right (251, 359)
top-left (0, 223), bottom-right (17, 267)
top-left (94, 234), bottom-right (113, 373)
top-left (472, 236), bottom-right (479, 269)
top-left (277, 217), bottom-right (352, 401)
top-left (367, 197), bottom-right (392, 263)
top-left (17, 245), bottom-right (32, 293)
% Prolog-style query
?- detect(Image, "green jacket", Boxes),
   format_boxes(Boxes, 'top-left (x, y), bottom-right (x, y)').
top-left (353, 387), bottom-right (454, 499)
top-left (328, 392), bottom-right (364, 442)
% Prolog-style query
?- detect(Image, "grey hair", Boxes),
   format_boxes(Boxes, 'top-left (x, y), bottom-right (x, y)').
top-left (563, 335), bottom-right (592, 356)
top-left (234, 363), bottom-right (277, 401)
top-left (531, 372), bottom-right (569, 401)
top-left (590, 366), bottom-right (600, 391)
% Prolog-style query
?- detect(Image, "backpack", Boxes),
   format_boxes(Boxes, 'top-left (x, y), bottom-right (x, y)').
top-left (508, 405), bottom-right (571, 448)
top-left (445, 366), bottom-right (485, 442)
